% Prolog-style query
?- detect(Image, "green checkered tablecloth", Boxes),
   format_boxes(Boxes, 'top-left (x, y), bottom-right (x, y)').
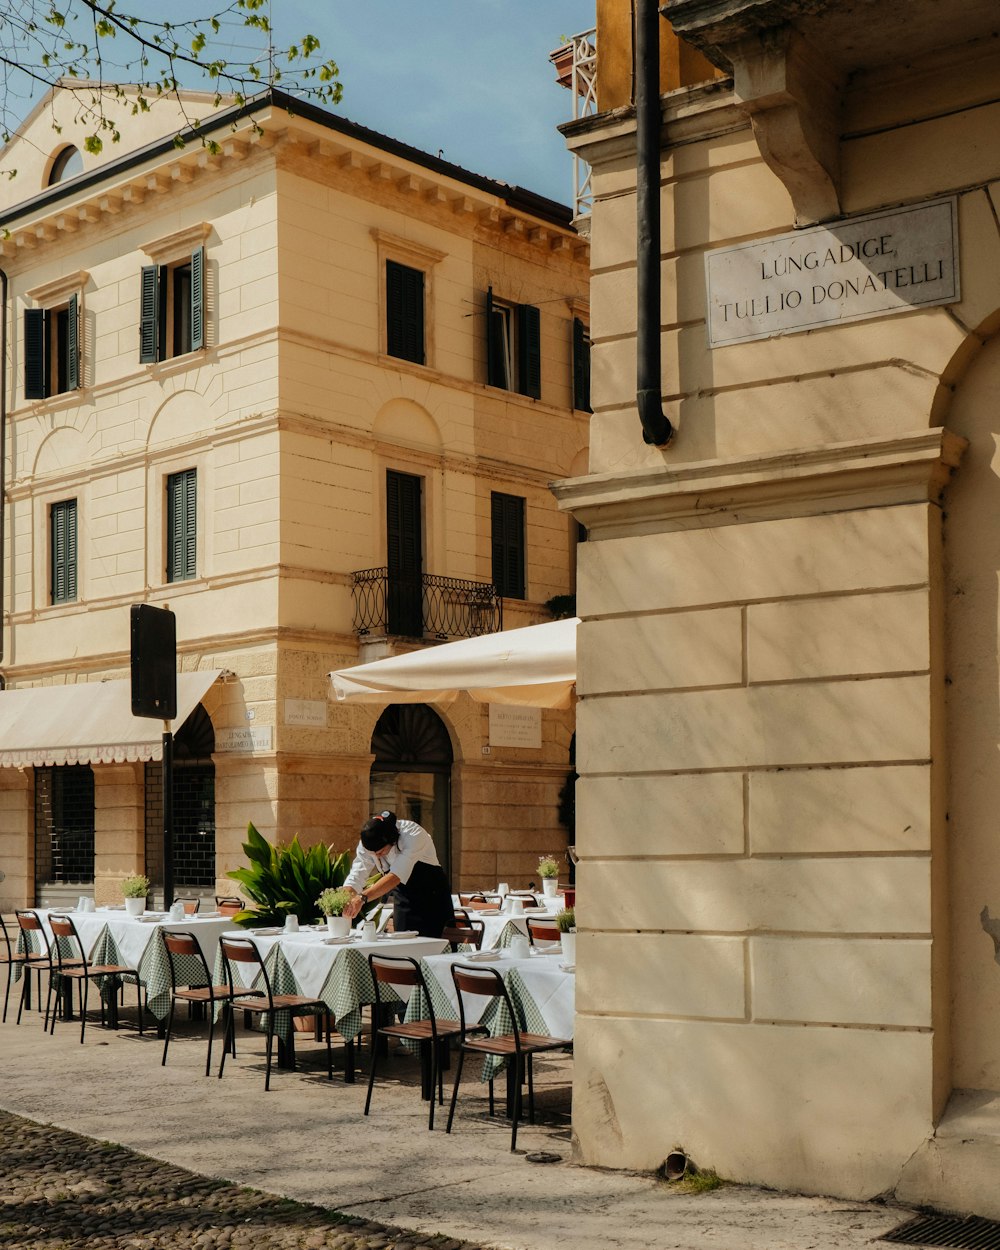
top-left (210, 941), bottom-right (406, 1044)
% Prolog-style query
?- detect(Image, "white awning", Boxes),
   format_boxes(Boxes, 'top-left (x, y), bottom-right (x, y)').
top-left (328, 619), bottom-right (578, 710)
top-left (0, 670), bottom-right (223, 769)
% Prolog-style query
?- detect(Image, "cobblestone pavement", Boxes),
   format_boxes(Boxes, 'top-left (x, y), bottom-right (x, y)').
top-left (0, 1110), bottom-right (490, 1250)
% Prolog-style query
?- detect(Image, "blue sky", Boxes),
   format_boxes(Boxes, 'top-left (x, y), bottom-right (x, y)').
top-left (218, 1), bottom-right (596, 207)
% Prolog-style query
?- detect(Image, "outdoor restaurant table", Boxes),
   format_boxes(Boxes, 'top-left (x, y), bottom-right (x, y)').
top-left (18, 908), bottom-right (234, 1023)
top-left (404, 947), bottom-right (575, 1096)
top-left (211, 928), bottom-right (449, 1064)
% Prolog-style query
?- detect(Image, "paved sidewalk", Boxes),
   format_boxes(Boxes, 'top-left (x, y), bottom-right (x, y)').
top-left (0, 1005), bottom-right (912, 1250)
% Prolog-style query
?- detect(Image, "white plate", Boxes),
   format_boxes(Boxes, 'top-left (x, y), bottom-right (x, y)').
top-left (249, 927), bottom-right (282, 936)
top-left (135, 915), bottom-right (163, 924)
top-left (384, 930), bottom-right (419, 940)
top-left (323, 936), bottom-right (353, 945)
top-left (559, 963), bottom-right (576, 973)
top-left (464, 950), bottom-right (501, 962)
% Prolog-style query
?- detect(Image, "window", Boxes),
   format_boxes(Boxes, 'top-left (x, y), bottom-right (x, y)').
top-left (573, 317), bottom-right (592, 412)
top-left (50, 499), bottom-right (78, 604)
top-left (140, 247), bottom-right (204, 363)
top-left (24, 295), bottom-right (79, 399)
top-left (35, 765), bottom-right (95, 886)
top-left (386, 260), bottom-right (425, 364)
top-left (386, 469), bottom-right (423, 636)
top-left (47, 145), bottom-right (84, 186)
top-left (491, 492), bottom-right (526, 600)
top-left (166, 469), bottom-right (197, 583)
top-left (485, 288), bottom-right (541, 399)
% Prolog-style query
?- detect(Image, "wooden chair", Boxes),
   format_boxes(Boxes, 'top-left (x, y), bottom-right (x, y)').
top-left (446, 962), bottom-right (572, 1152)
top-left (459, 893), bottom-right (489, 908)
top-left (47, 913), bottom-right (144, 1044)
top-left (160, 929), bottom-right (263, 1076)
top-left (217, 936), bottom-right (334, 1091)
top-left (526, 918), bottom-right (561, 947)
top-left (0, 914), bottom-right (29, 1024)
top-left (172, 897), bottom-right (200, 915)
top-left (13, 910), bottom-right (78, 1027)
top-left (442, 921), bottom-right (485, 953)
top-left (364, 954), bottom-right (465, 1130)
top-left (215, 896), bottom-right (244, 916)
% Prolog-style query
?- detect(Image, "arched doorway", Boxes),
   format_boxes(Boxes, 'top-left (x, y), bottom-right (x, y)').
top-left (145, 703), bottom-right (216, 892)
top-left (369, 704), bottom-right (453, 875)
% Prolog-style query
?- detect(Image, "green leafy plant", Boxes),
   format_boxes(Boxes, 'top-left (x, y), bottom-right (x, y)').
top-left (226, 821), bottom-right (352, 926)
top-left (538, 855), bottom-right (560, 879)
top-left (556, 907), bottom-right (575, 933)
top-left (316, 887), bottom-right (352, 917)
top-left (121, 873), bottom-right (150, 899)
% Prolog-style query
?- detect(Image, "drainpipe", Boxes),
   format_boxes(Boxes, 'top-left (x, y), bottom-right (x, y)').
top-left (635, 0), bottom-right (674, 446)
top-left (0, 265), bottom-right (7, 690)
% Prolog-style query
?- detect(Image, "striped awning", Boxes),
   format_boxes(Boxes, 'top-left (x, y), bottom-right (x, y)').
top-left (0, 670), bottom-right (222, 768)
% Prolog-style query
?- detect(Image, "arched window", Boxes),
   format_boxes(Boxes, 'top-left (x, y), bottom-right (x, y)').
top-left (47, 145), bottom-right (84, 186)
top-left (370, 704), bottom-right (453, 875)
top-left (145, 703), bottom-right (216, 890)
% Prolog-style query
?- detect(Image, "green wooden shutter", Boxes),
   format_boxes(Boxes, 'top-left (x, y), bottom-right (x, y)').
top-left (491, 492), bottom-right (525, 599)
top-left (51, 499), bottom-right (78, 603)
top-left (386, 260), bottom-right (425, 364)
top-left (25, 308), bottom-right (48, 399)
top-left (167, 469), bottom-right (196, 582)
top-left (190, 246), bottom-right (205, 351)
top-left (485, 286), bottom-right (500, 386)
top-left (572, 317), bottom-right (591, 412)
top-left (139, 264), bottom-right (159, 363)
top-left (517, 303), bottom-right (541, 399)
top-left (66, 293), bottom-right (80, 391)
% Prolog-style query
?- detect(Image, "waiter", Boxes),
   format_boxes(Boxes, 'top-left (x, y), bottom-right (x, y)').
top-left (342, 810), bottom-right (455, 938)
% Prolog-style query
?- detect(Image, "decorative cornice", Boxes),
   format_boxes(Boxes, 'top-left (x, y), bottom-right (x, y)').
top-left (25, 269), bottom-right (89, 305)
top-left (141, 221), bottom-right (212, 262)
top-left (552, 428), bottom-right (968, 537)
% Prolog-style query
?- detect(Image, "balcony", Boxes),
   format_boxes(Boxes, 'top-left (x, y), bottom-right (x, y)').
top-left (352, 568), bottom-right (503, 642)
top-left (549, 28), bottom-right (597, 223)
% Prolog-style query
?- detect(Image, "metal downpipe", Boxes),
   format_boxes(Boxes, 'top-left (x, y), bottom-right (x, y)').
top-left (0, 265), bottom-right (7, 689)
top-left (636, 0), bottom-right (674, 447)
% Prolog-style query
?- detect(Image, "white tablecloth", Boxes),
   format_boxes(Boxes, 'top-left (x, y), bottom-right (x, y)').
top-left (32, 908), bottom-right (233, 968)
top-left (418, 949), bottom-right (575, 1039)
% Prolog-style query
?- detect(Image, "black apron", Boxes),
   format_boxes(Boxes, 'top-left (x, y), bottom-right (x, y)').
top-left (392, 859), bottom-right (455, 938)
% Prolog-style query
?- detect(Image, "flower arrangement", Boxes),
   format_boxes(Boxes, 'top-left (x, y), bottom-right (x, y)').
top-left (556, 906), bottom-right (576, 933)
top-left (316, 887), bottom-right (352, 917)
top-left (121, 873), bottom-right (150, 899)
top-left (537, 855), bottom-right (560, 880)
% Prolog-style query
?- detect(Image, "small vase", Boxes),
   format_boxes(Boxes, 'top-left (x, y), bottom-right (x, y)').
top-left (542, 878), bottom-right (559, 898)
top-left (124, 897), bottom-right (145, 917)
top-left (326, 915), bottom-right (350, 938)
top-left (560, 932), bottom-right (576, 965)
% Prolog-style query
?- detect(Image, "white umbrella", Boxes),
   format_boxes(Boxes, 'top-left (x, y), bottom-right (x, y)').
top-left (328, 617), bottom-right (578, 710)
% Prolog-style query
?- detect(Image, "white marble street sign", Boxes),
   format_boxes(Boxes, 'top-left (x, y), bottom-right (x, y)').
top-left (705, 197), bottom-right (959, 347)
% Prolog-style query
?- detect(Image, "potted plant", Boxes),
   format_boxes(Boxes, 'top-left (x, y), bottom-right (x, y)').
top-left (121, 873), bottom-right (150, 917)
top-left (317, 887), bottom-right (353, 937)
top-left (538, 855), bottom-right (560, 898)
top-left (226, 822), bottom-right (353, 927)
top-left (556, 906), bottom-right (576, 964)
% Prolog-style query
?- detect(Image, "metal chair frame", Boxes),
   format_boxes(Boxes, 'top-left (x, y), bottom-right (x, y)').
top-left (0, 914), bottom-right (30, 1025)
top-left (217, 936), bottom-right (333, 1090)
top-left (13, 909), bottom-right (77, 1028)
top-left (526, 918), bottom-right (561, 947)
top-left (446, 961), bottom-right (572, 1152)
top-left (442, 921), bottom-right (485, 952)
top-left (46, 913), bottom-right (145, 1044)
top-left (160, 928), bottom-right (263, 1076)
top-left (364, 953), bottom-right (466, 1130)
top-left (215, 896), bottom-right (244, 916)
top-left (171, 897), bottom-right (201, 915)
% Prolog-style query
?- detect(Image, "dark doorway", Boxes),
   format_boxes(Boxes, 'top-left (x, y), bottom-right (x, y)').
top-left (370, 703), bottom-right (453, 876)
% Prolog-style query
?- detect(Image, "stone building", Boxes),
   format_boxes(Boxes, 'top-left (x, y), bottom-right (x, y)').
top-left (0, 84), bottom-right (589, 912)
top-left (554, 0), bottom-right (1000, 1215)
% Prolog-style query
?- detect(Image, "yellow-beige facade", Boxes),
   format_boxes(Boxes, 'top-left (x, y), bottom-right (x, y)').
top-left (0, 85), bottom-right (589, 913)
top-left (555, 0), bottom-right (1000, 1215)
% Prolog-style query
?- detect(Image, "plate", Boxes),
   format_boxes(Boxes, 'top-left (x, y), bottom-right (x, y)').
top-left (464, 950), bottom-right (501, 962)
top-left (323, 936), bottom-right (352, 946)
top-left (135, 915), bottom-right (163, 924)
top-left (559, 963), bottom-right (576, 973)
top-left (387, 930), bottom-right (419, 940)
top-left (249, 927), bottom-right (282, 936)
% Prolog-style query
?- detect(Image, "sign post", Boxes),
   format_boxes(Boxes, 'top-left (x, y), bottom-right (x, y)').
top-left (130, 604), bottom-right (177, 908)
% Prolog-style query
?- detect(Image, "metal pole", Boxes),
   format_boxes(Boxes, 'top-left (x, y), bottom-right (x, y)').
top-left (162, 726), bottom-right (174, 909)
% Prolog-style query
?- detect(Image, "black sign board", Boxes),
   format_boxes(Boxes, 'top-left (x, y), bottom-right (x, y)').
top-left (130, 604), bottom-right (177, 719)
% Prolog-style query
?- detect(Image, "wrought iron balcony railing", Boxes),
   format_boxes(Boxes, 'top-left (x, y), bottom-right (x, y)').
top-left (352, 568), bottom-right (503, 641)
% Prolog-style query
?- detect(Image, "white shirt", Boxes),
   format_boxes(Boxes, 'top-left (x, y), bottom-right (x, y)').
top-left (343, 819), bottom-right (441, 891)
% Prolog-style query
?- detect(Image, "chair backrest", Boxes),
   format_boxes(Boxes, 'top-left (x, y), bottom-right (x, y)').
top-left (442, 921), bottom-right (484, 952)
top-left (215, 896), bottom-right (244, 916)
top-left (452, 907), bottom-right (473, 928)
top-left (527, 918), bottom-right (561, 946)
top-left (459, 893), bottom-right (488, 907)
top-left (368, 953), bottom-right (439, 1031)
top-left (451, 962), bottom-right (520, 1047)
top-left (0, 913), bottom-right (18, 960)
top-left (173, 897), bottom-right (200, 915)
top-left (219, 936), bottom-right (273, 1004)
top-left (15, 909), bottom-right (50, 959)
top-left (47, 913), bottom-right (86, 969)
top-left (161, 928), bottom-right (212, 989)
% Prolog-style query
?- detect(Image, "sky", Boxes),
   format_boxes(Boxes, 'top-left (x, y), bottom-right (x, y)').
top-left (254, 2), bottom-right (596, 206)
